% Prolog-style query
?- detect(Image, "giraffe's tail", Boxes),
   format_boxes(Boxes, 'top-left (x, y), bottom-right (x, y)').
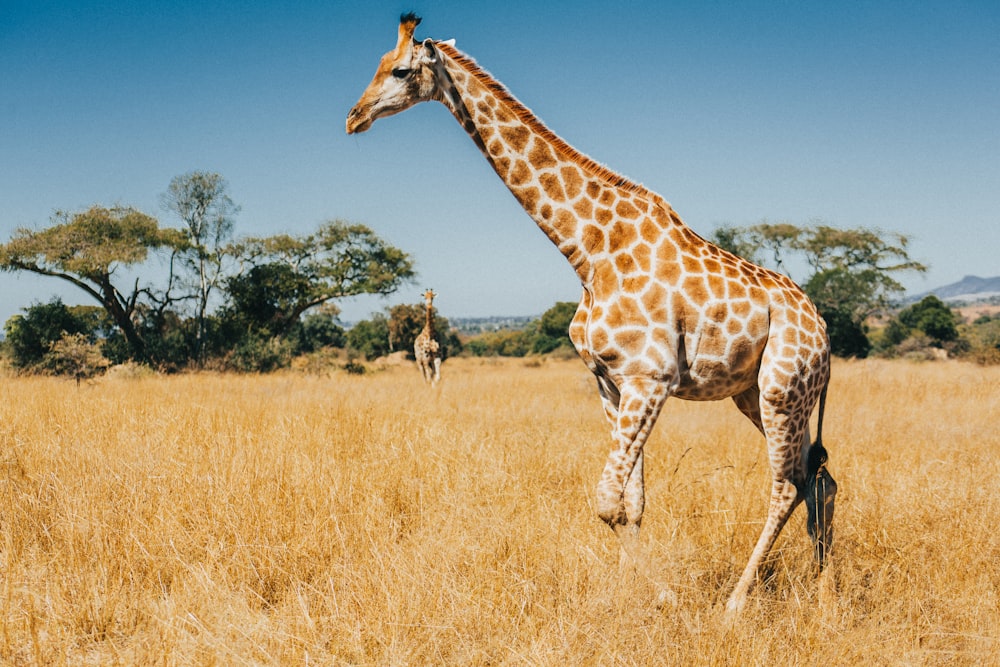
top-left (807, 379), bottom-right (829, 478)
top-left (804, 376), bottom-right (836, 565)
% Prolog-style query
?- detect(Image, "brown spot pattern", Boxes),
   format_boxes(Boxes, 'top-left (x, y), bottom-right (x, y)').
top-left (500, 125), bottom-right (530, 152)
top-left (509, 160), bottom-right (531, 186)
top-left (616, 201), bottom-right (640, 219)
top-left (573, 198), bottom-right (593, 218)
top-left (561, 167), bottom-right (584, 199)
top-left (528, 140), bottom-right (557, 169)
top-left (539, 173), bottom-right (566, 201)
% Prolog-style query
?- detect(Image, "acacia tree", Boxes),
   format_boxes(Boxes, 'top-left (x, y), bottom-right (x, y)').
top-left (0, 206), bottom-right (185, 360)
top-left (797, 225), bottom-right (925, 314)
top-left (161, 171), bottom-right (239, 362)
top-left (712, 222), bottom-right (801, 275)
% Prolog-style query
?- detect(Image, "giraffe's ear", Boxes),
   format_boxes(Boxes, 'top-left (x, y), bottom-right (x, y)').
top-left (419, 38), bottom-right (438, 63)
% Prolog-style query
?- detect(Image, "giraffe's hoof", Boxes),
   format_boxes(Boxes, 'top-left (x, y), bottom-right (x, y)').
top-left (723, 593), bottom-right (746, 618)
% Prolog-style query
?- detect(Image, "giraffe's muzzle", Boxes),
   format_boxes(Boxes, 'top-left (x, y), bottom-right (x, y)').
top-left (346, 106), bottom-right (372, 134)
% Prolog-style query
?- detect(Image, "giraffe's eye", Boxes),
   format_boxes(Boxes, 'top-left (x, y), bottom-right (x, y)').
top-left (391, 67), bottom-right (412, 79)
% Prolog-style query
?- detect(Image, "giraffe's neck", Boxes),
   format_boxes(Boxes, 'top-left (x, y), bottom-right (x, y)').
top-left (432, 42), bottom-right (676, 283)
top-left (424, 303), bottom-right (435, 337)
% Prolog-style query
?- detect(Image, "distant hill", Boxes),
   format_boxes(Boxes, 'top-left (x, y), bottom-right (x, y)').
top-left (910, 275), bottom-right (1000, 304)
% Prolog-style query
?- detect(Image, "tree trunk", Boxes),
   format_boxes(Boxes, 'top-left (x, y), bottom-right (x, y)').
top-left (99, 277), bottom-right (146, 361)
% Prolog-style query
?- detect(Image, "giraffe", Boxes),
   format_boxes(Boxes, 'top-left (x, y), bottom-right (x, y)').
top-left (347, 13), bottom-right (837, 613)
top-left (414, 288), bottom-right (442, 386)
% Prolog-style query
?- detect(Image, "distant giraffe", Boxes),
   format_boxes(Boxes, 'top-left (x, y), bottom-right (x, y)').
top-left (414, 289), bottom-right (441, 386)
top-left (347, 14), bottom-right (836, 612)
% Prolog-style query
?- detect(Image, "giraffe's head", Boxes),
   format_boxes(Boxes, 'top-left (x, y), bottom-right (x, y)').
top-left (423, 289), bottom-right (436, 305)
top-left (346, 13), bottom-right (441, 134)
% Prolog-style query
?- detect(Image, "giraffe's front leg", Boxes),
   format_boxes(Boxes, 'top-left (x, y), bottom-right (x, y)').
top-left (595, 378), bottom-right (668, 525)
top-left (431, 357), bottom-right (442, 386)
top-left (596, 437), bottom-right (644, 528)
top-left (597, 431), bottom-right (651, 575)
top-left (609, 450), bottom-right (644, 571)
top-left (595, 378), bottom-right (675, 603)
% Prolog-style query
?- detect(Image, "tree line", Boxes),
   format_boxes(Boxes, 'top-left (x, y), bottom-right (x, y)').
top-left (3, 177), bottom-right (997, 377)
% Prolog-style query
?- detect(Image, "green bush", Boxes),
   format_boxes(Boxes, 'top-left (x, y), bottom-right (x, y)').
top-left (346, 314), bottom-right (391, 360)
top-left (962, 315), bottom-right (1000, 365)
top-left (40, 332), bottom-right (111, 383)
top-left (887, 296), bottom-right (960, 348)
top-left (3, 299), bottom-right (109, 369)
top-left (225, 335), bottom-right (293, 373)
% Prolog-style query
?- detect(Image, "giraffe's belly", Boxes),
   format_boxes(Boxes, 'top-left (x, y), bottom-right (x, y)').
top-left (580, 348), bottom-right (758, 402)
top-left (673, 358), bottom-right (760, 401)
top-left (573, 316), bottom-right (764, 402)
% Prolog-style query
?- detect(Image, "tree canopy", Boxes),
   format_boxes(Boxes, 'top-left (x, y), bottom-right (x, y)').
top-left (3, 299), bottom-right (109, 369)
top-left (0, 206), bottom-right (185, 359)
top-left (533, 301), bottom-right (575, 354)
top-left (227, 220), bottom-right (415, 337)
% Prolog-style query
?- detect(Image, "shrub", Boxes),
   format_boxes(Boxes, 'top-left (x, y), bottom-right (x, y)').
top-left (343, 359), bottom-right (367, 375)
top-left (41, 332), bottom-right (111, 384)
top-left (962, 316), bottom-right (1000, 365)
top-left (346, 314), bottom-right (391, 360)
top-left (3, 299), bottom-right (109, 369)
top-left (226, 335), bottom-right (293, 373)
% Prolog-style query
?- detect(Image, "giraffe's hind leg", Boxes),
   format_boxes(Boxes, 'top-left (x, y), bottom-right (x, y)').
top-left (734, 384), bottom-right (836, 563)
top-left (726, 475), bottom-right (801, 613)
top-left (726, 384), bottom-right (810, 613)
top-left (727, 372), bottom-right (836, 613)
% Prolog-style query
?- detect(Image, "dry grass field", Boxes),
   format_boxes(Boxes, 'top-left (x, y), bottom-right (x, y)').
top-left (1, 357), bottom-right (998, 665)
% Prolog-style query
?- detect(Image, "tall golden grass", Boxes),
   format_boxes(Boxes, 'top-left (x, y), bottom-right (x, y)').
top-left (2, 357), bottom-right (998, 665)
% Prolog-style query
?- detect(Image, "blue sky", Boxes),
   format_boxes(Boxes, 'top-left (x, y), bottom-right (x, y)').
top-left (2, 1), bottom-right (998, 326)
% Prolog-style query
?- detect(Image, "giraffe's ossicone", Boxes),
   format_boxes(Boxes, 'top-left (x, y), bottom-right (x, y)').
top-left (347, 13), bottom-right (837, 613)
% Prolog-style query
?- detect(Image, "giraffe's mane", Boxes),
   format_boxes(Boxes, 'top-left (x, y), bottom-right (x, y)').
top-left (434, 40), bottom-right (665, 205)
